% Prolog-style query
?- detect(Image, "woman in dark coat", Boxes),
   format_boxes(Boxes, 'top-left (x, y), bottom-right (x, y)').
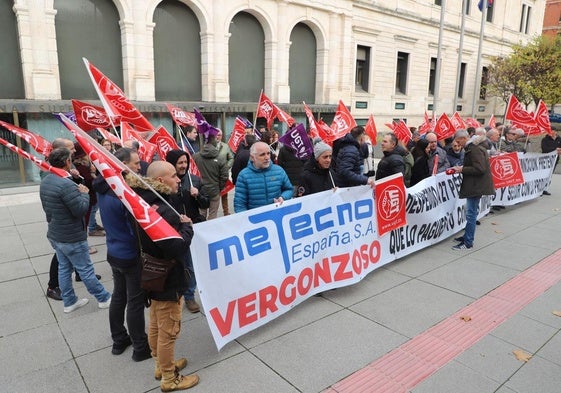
top-left (300, 139), bottom-right (337, 196)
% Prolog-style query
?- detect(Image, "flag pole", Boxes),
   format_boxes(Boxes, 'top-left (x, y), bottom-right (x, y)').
top-left (433, 0), bottom-right (446, 117)
top-left (471, 0), bottom-right (488, 118)
top-left (453, 0), bottom-right (468, 113)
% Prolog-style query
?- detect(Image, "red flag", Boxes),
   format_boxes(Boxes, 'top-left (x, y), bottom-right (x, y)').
top-left (83, 58), bottom-right (153, 131)
top-left (489, 152), bottom-right (525, 188)
top-left (418, 112), bottom-right (432, 135)
top-left (365, 114), bottom-right (378, 146)
top-left (432, 155), bottom-right (439, 176)
top-left (375, 173), bottom-right (407, 236)
top-left (434, 113), bottom-right (456, 140)
top-left (256, 91), bottom-right (295, 129)
top-left (0, 120), bottom-right (52, 156)
top-left (58, 113), bottom-right (182, 242)
top-left (505, 95), bottom-right (537, 128)
top-left (534, 100), bottom-right (554, 137)
top-left (451, 112), bottom-right (466, 130)
top-left (220, 179), bottom-right (235, 197)
top-left (488, 114), bottom-right (496, 128)
top-left (0, 137), bottom-right (68, 177)
top-left (71, 100), bottom-right (112, 130)
top-left (330, 100), bottom-right (357, 142)
top-left (393, 120), bottom-right (412, 145)
top-left (303, 102), bottom-right (333, 141)
top-left (185, 148), bottom-right (201, 177)
top-left (121, 122), bottom-right (157, 162)
top-left (148, 126), bottom-right (179, 161)
top-left (464, 117), bottom-right (482, 129)
top-left (96, 128), bottom-right (121, 146)
top-left (165, 103), bottom-right (197, 127)
top-left (228, 117), bottom-right (248, 152)
top-left (385, 122), bottom-right (396, 131)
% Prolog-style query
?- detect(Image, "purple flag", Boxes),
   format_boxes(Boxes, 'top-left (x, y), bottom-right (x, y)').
top-left (53, 111), bottom-right (77, 125)
top-left (193, 108), bottom-right (220, 142)
top-left (278, 123), bottom-right (312, 160)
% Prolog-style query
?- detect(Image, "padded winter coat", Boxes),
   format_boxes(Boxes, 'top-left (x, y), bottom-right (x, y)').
top-left (332, 133), bottom-right (368, 187)
top-left (459, 135), bottom-right (495, 198)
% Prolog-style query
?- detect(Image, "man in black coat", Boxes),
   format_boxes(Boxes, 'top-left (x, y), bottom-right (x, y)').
top-left (375, 133), bottom-right (406, 181)
top-left (332, 126), bottom-right (375, 187)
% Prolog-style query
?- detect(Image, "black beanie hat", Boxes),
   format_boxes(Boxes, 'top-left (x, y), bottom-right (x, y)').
top-left (165, 149), bottom-right (189, 168)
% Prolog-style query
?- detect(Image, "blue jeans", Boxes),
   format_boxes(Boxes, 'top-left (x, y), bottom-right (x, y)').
top-left (464, 197), bottom-right (481, 248)
top-left (49, 239), bottom-right (111, 307)
top-left (88, 203), bottom-right (99, 232)
top-left (182, 249), bottom-right (197, 301)
top-left (109, 263), bottom-right (149, 352)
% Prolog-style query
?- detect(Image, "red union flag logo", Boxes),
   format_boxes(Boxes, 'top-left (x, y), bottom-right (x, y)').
top-left (490, 152), bottom-right (524, 189)
top-left (375, 173), bottom-right (407, 236)
top-left (259, 101), bottom-right (274, 115)
top-left (82, 106), bottom-right (109, 125)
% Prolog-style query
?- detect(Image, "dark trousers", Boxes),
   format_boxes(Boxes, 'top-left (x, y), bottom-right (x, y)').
top-left (109, 263), bottom-right (149, 352)
top-left (48, 254), bottom-right (58, 289)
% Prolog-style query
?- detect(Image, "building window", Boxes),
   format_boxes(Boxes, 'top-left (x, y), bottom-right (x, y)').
top-left (520, 4), bottom-right (531, 34)
top-left (355, 45), bottom-right (370, 92)
top-left (435, 0), bottom-right (442, 5)
top-left (396, 52), bottom-right (409, 95)
top-left (458, 63), bottom-right (466, 98)
top-left (480, 66), bottom-right (489, 99)
top-left (486, 1), bottom-right (494, 23)
top-left (463, 0), bottom-right (471, 15)
top-left (428, 57), bottom-right (437, 95)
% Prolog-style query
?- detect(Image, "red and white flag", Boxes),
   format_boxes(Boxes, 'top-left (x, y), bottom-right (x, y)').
top-left (451, 112), bottom-right (466, 130)
top-left (257, 91), bottom-right (295, 129)
top-left (58, 113), bottom-right (182, 242)
top-left (488, 114), bottom-right (496, 129)
top-left (147, 126), bottom-right (179, 161)
top-left (534, 100), bottom-right (554, 137)
top-left (0, 120), bottom-right (52, 156)
top-left (166, 103), bottom-right (197, 127)
top-left (418, 112), bottom-right (432, 135)
top-left (228, 116), bottom-right (249, 152)
top-left (393, 120), bottom-right (412, 145)
top-left (365, 114), bottom-right (378, 145)
top-left (435, 113), bottom-right (456, 140)
top-left (303, 102), bottom-right (332, 142)
top-left (83, 58), bottom-right (153, 131)
top-left (385, 122), bottom-right (396, 131)
top-left (96, 128), bottom-right (122, 146)
top-left (464, 117), bottom-right (482, 129)
top-left (329, 100), bottom-right (357, 142)
top-left (490, 152), bottom-right (525, 189)
top-left (0, 136), bottom-right (68, 177)
top-left (375, 173), bottom-right (407, 237)
top-left (505, 94), bottom-right (537, 128)
top-left (121, 122), bottom-right (157, 163)
top-left (71, 100), bottom-right (112, 130)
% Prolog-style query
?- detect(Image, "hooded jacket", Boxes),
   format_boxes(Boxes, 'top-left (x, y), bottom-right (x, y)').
top-left (127, 176), bottom-right (193, 301)
top-left (332, 133), bottom-right (368, 187)
top-left (459, 135), bottom-right (495, 198)
top-left (193, 142), bottom-right (229, 198)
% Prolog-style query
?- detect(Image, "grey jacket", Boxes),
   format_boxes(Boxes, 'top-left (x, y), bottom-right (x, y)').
top-left (40, 174), bottom-right (89, 243)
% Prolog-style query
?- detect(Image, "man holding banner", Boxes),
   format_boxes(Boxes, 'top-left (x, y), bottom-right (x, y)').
top-left (451, 130), bottom-right (495, 250)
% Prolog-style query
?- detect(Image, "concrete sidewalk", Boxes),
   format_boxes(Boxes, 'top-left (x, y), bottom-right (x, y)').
top-left (1, 178), bottom-right (561, 393)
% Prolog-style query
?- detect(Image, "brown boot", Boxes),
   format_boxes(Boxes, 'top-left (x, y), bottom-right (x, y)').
top-left (155, 358), bottom-right (188, 380)
top-left (160, 371), bottom-right (199, 392)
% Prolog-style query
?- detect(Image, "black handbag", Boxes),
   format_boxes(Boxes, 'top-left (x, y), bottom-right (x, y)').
top-left (140, 252), bottom-right (176, 292)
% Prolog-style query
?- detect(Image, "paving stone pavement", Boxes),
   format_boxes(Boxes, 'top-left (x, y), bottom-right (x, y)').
top-left (1, 177), bottom-right (561, 393)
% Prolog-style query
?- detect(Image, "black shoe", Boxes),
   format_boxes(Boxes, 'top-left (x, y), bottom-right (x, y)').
top-left (46, 287), bottom-right (62, 301)
top-left (454, 236), bottom-right (464, 242)
top-left (112, 337), bottom-right (132, 355)
top-left (542, 190), bottom-right (551, 196)
top-left (132, 346), bottom-right (152, 362)
top-left (76, 273), bottom-right (101, 282)
top-left (476, 220), bottom-right (481, 226)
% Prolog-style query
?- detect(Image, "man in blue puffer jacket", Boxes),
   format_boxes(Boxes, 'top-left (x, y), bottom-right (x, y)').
top-left (234, 141), bottom-right (293, 212)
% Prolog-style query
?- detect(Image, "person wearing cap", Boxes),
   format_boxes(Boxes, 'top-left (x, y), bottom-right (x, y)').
top-left (300, 138), bottom-right (338, 196)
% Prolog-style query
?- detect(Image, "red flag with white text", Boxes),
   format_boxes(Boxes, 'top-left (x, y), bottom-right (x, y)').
top-left (228, 116), bottom-right (249, 152)
top-left (147, 126), bottom-right (179, 161)
top-left (451, 112), bottom-right (466, 130)
top-left (0, 136), bottom-right (68, 177)
top-left (165, 103), bottom-right (197, 127)
top-left (394, 120), bottom-right (412, 145)
top-left (464, 117), bottom-right (482, 129)
top-left (304, 102), bottom-right (332, 141)
top-left (435, 113), bottom-right (456, 140)
top-left (375, 173), bottom-right (407, 236)
top-left (489, 152), bottom-right (525, 188)
top-left (329, 100), bottom-right (357, 142)
top-left (0, 120), bottom-right (52, 156)
top-left (121, 122), bottom-right (157, 162)
top-left (83, 58), bottom-right (153, 131)
top-left (71, 100), bottom-right (112, 130)
top-left (505, 95), bottom-right (537, 128)
top-left (256, 91), bottom-right (295, 129)
top-left (534, 100), bottom-right (554, 137)
top-left (488, 114), bottom-right (496, 129)
top-left (97, 128), bottom-right (122, 146)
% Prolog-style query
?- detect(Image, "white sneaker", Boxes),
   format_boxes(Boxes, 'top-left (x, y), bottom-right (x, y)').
top-left (98, 295), bottom-right (112, 309)
top-left (64, 298), bottom-right (89, 313)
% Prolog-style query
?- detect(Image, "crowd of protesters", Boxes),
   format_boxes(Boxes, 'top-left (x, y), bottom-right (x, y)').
top-left (40, 118), bottom-right (559, 392)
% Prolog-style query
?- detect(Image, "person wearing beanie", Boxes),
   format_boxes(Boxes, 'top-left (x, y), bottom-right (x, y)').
top-left (166, 149), bottom-right (209, 313)
top-left (300, 138), bottom-right (338, 196)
